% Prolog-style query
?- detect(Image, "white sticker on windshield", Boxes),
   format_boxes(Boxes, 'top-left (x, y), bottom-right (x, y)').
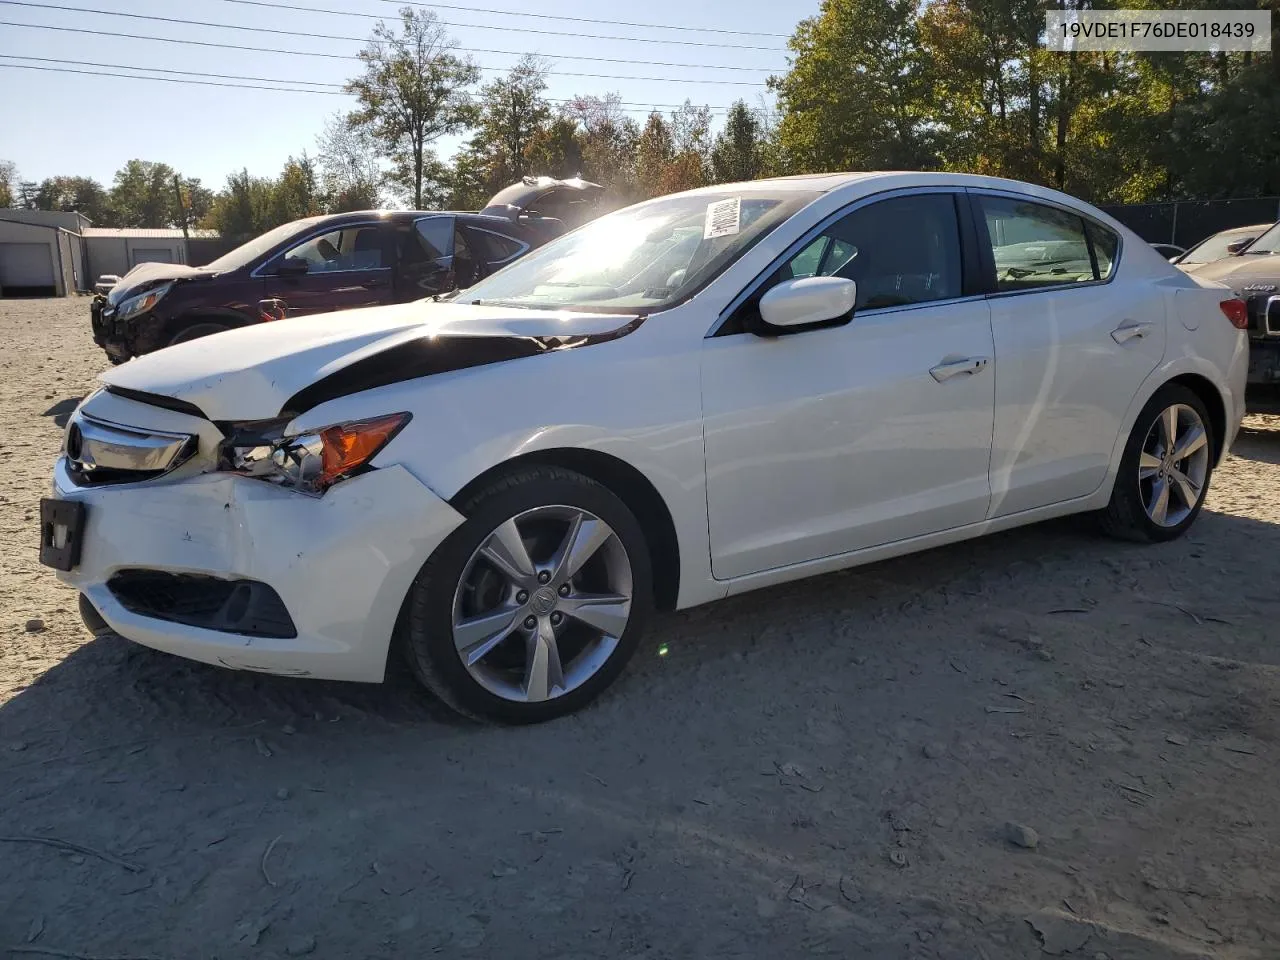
top-left (703, 197), bottom-right (741, 239)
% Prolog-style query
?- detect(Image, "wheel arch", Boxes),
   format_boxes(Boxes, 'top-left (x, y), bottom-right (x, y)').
top-left (164, 307), bottom-right (256, 342)
top-left (449, 447), bottom-right (682, 612)
top-left (1166, 372), bottom-right (1226, 463)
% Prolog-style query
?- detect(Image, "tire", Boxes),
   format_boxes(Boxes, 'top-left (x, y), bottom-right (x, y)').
top-left (399, 465), bottom-right (654, 723)
top-left (167, 321), bottom-right (230, 347)
top-left (1100, 383), bottom-right (1215, 542)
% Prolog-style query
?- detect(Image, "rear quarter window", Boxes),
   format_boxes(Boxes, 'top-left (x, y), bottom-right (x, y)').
top-left (1087, 222), bottom-right (1120, 280)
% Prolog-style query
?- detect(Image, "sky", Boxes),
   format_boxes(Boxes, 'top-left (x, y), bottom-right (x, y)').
top-left (0, 0), bottom-right (810, 192)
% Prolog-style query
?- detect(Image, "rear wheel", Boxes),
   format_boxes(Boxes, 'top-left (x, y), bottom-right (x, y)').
top-left (399, 465), bottom-right (653, 723)
top-left (1101, 384), bottom-right (1214, 542)
top-left (167, 321), bottom-right (229, 347)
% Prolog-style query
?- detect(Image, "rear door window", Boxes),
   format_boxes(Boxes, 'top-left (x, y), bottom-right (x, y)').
top-left (977, 196), bottom-right (1097, 291)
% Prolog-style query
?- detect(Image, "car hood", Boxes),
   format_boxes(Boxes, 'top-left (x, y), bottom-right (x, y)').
top-left (100, 300), bottom-right (641, 422)
top-left (107, 261), bottom-right (214, 304)
top-left (1189, 255), bottom-right (1280, 292)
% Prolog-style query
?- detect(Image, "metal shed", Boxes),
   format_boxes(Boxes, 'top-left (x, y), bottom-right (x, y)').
top-left (0, 216), bottom-right (82, 297)
top-left (83, 227), bottom-right (220, 282)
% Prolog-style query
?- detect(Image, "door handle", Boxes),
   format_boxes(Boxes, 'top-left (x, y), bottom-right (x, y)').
top-left (929, 356), bottom-right (990, 383)
top-left (1111, 321), bottom-right (1153, 344)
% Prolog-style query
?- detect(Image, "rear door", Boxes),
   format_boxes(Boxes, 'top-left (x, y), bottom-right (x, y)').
top-left (972, 191), bottom-right (1166, 516)
top-left (261, 221), bottom-right (394, 317)
top-left (391, 216), bottom-right (457, 301)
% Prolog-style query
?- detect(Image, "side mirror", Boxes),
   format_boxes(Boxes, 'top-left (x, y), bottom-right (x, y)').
top-left (1226, 239), bottom-right (1251, 255)
top-left (274, 256), bottom-right (310, 277)
top-left (758, 276), bottom-right (857, 333)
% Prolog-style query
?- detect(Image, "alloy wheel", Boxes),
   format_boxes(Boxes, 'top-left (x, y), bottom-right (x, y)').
top-left (1138, 402), bottom-right (1210, 528)
top-left (451, 505), bottom-right (633, 703)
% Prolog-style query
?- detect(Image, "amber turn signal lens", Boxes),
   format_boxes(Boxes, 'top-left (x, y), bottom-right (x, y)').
top-left (317, 413), bottom-right (411, 487)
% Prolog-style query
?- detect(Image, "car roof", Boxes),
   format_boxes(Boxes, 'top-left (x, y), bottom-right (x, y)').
top-left (297, 210), bottom-right (527, 231)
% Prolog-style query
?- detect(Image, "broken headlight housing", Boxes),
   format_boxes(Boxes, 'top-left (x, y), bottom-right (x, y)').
top-left (219, 413), bottom-right (411, 496)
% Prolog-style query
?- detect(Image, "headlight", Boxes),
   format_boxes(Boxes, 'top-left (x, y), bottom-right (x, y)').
top-left (116, 283), bottom-right (173, 321)
top-left (221, 412), bottom-right (411, 495)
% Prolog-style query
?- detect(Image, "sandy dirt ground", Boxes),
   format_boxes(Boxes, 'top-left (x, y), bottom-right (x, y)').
top-left (2, 296), bottom-right (1280, 960)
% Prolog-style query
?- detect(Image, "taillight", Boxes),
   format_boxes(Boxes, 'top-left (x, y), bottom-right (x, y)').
top-left (1220, 299), bottom-right (1248, 329)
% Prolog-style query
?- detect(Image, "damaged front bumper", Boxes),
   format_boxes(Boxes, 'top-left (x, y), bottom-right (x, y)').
top-left (50, 447), bottom-right (465, 683)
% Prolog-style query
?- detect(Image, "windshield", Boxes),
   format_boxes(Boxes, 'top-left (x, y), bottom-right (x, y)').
top-left (454, 189), bottom-right (822, 313)
top-left (1181, 227), bottom-right (1266, 264)
top-left (203, 217), bottom-right (328, 273)
top-left (1245, 222), bottom-right (1280, 256)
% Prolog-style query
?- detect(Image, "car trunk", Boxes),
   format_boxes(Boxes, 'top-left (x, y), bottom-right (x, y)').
top-left (480, 177), bottom-right (607, 235)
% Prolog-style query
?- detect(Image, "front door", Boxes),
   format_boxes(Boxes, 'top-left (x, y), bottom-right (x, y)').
top-left (262, 222), bottom-right (394, 317)
top-left (701, 192), bottom-right (997, 580)
top-left (971, 192), bottom-right (1167, 517)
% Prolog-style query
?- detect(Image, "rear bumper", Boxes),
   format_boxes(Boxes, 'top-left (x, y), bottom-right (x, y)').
top-left (53, 459), bottom-right (465, 682)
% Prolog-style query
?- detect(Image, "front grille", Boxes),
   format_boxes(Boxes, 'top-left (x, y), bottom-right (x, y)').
top-left (108, 571), bottom-right (297, 638)
top-left (64, 412), bottom-right (196, 487)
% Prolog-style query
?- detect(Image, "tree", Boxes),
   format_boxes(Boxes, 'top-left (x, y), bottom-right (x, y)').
top-left (201, 168), bottom-right (276, 239)
top-left (475, 55), bottom-right (552, 183)
top-left (771, 0), bottom-right (936, 173)
top-left (561, 94), bottom-right (640, 201)
top-left (635, 112), bottom-right (674, 199)
top-left (526, 117), bottom-right (585, 180)
top-left (109, 160), bottom-right (181, 227)
top-left (269, 154), bottom-right (324, 225)
top-left (33, 176), bottom-right (111, 223)
top-left (0, 160), bottom-right (15, 208)
top-left (16, 181), bottom-right (40, 209)
top-left (316, 112), bottom-right (385, 211)
top-left (710, 101), bottom-right (764, 184)
top-left (346, 7), bottom-right (479, 208)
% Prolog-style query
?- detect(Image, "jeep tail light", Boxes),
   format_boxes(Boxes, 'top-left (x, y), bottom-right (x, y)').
top-left (1220, 299), bottom-right (1248, 329)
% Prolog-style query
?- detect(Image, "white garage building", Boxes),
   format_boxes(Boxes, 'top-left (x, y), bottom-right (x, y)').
top-left (0, 211), bottom-right (222, 298)
top-left (0, 210), bottom-right (88, 297)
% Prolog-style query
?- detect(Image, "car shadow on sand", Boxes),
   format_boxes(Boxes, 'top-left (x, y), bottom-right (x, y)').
top-left (1, 510), bottom-right (1277, 958)
top-left (41, 396), bottom-right (82, 430)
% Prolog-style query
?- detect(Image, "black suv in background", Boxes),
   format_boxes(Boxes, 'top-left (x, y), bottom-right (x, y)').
top-left (91, 177), bottom-right (604, 362)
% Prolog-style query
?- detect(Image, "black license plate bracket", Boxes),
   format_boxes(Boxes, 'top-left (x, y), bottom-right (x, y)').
top-left (39, 498), bottom-right (86, 571)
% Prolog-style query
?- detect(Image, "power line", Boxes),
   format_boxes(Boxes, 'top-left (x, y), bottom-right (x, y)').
top-left (0, 60), bottom-right (348, 93)
top-left (0, 58), bottom-right (769, 113)
top-left (0, 16), bottom-right (772, 84)
top-left (0, 0), bottom-right (784, 51)
top-left (0, 53), bottom-right (763, 110)
top-left (0, 19), bottom-right (778, 71)
top-left (220, 0), bottom-right (788, 39)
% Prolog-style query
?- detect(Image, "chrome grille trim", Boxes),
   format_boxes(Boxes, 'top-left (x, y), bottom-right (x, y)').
top-left (65, 411), bottom-right (197, 485)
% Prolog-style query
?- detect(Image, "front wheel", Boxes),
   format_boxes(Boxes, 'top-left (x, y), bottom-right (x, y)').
top-left (399, 465), bottom-right (653, 723)
top-left (167, 321), bottom-right (229, 347)
top-left (1101, 383), bottom-right (1214, 542)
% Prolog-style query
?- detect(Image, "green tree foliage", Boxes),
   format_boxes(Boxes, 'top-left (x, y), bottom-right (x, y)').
top-left (476, 56), bottom-right (552, 184)
top-left (345, 7), bottom-right (479, 208)
top-left (108, 160), bottom-right (182, 227)
top-left (33, 176), bottom-right (110, 222)
top-left (0, 160), bottom-right (17, 208)
top-left (771, 0), bottom-right (1279, 203)
top-left (772, 0), bottom-right (936, 173)
top-left (710, 101), bottom-right (765, 184)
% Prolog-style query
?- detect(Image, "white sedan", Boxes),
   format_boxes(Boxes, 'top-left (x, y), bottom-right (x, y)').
top-left (42, 173), bottom-right (1249, 723)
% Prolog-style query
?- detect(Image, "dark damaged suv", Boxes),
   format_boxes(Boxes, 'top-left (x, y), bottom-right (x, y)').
top-left (91, 177), bottom-right (604, 362)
